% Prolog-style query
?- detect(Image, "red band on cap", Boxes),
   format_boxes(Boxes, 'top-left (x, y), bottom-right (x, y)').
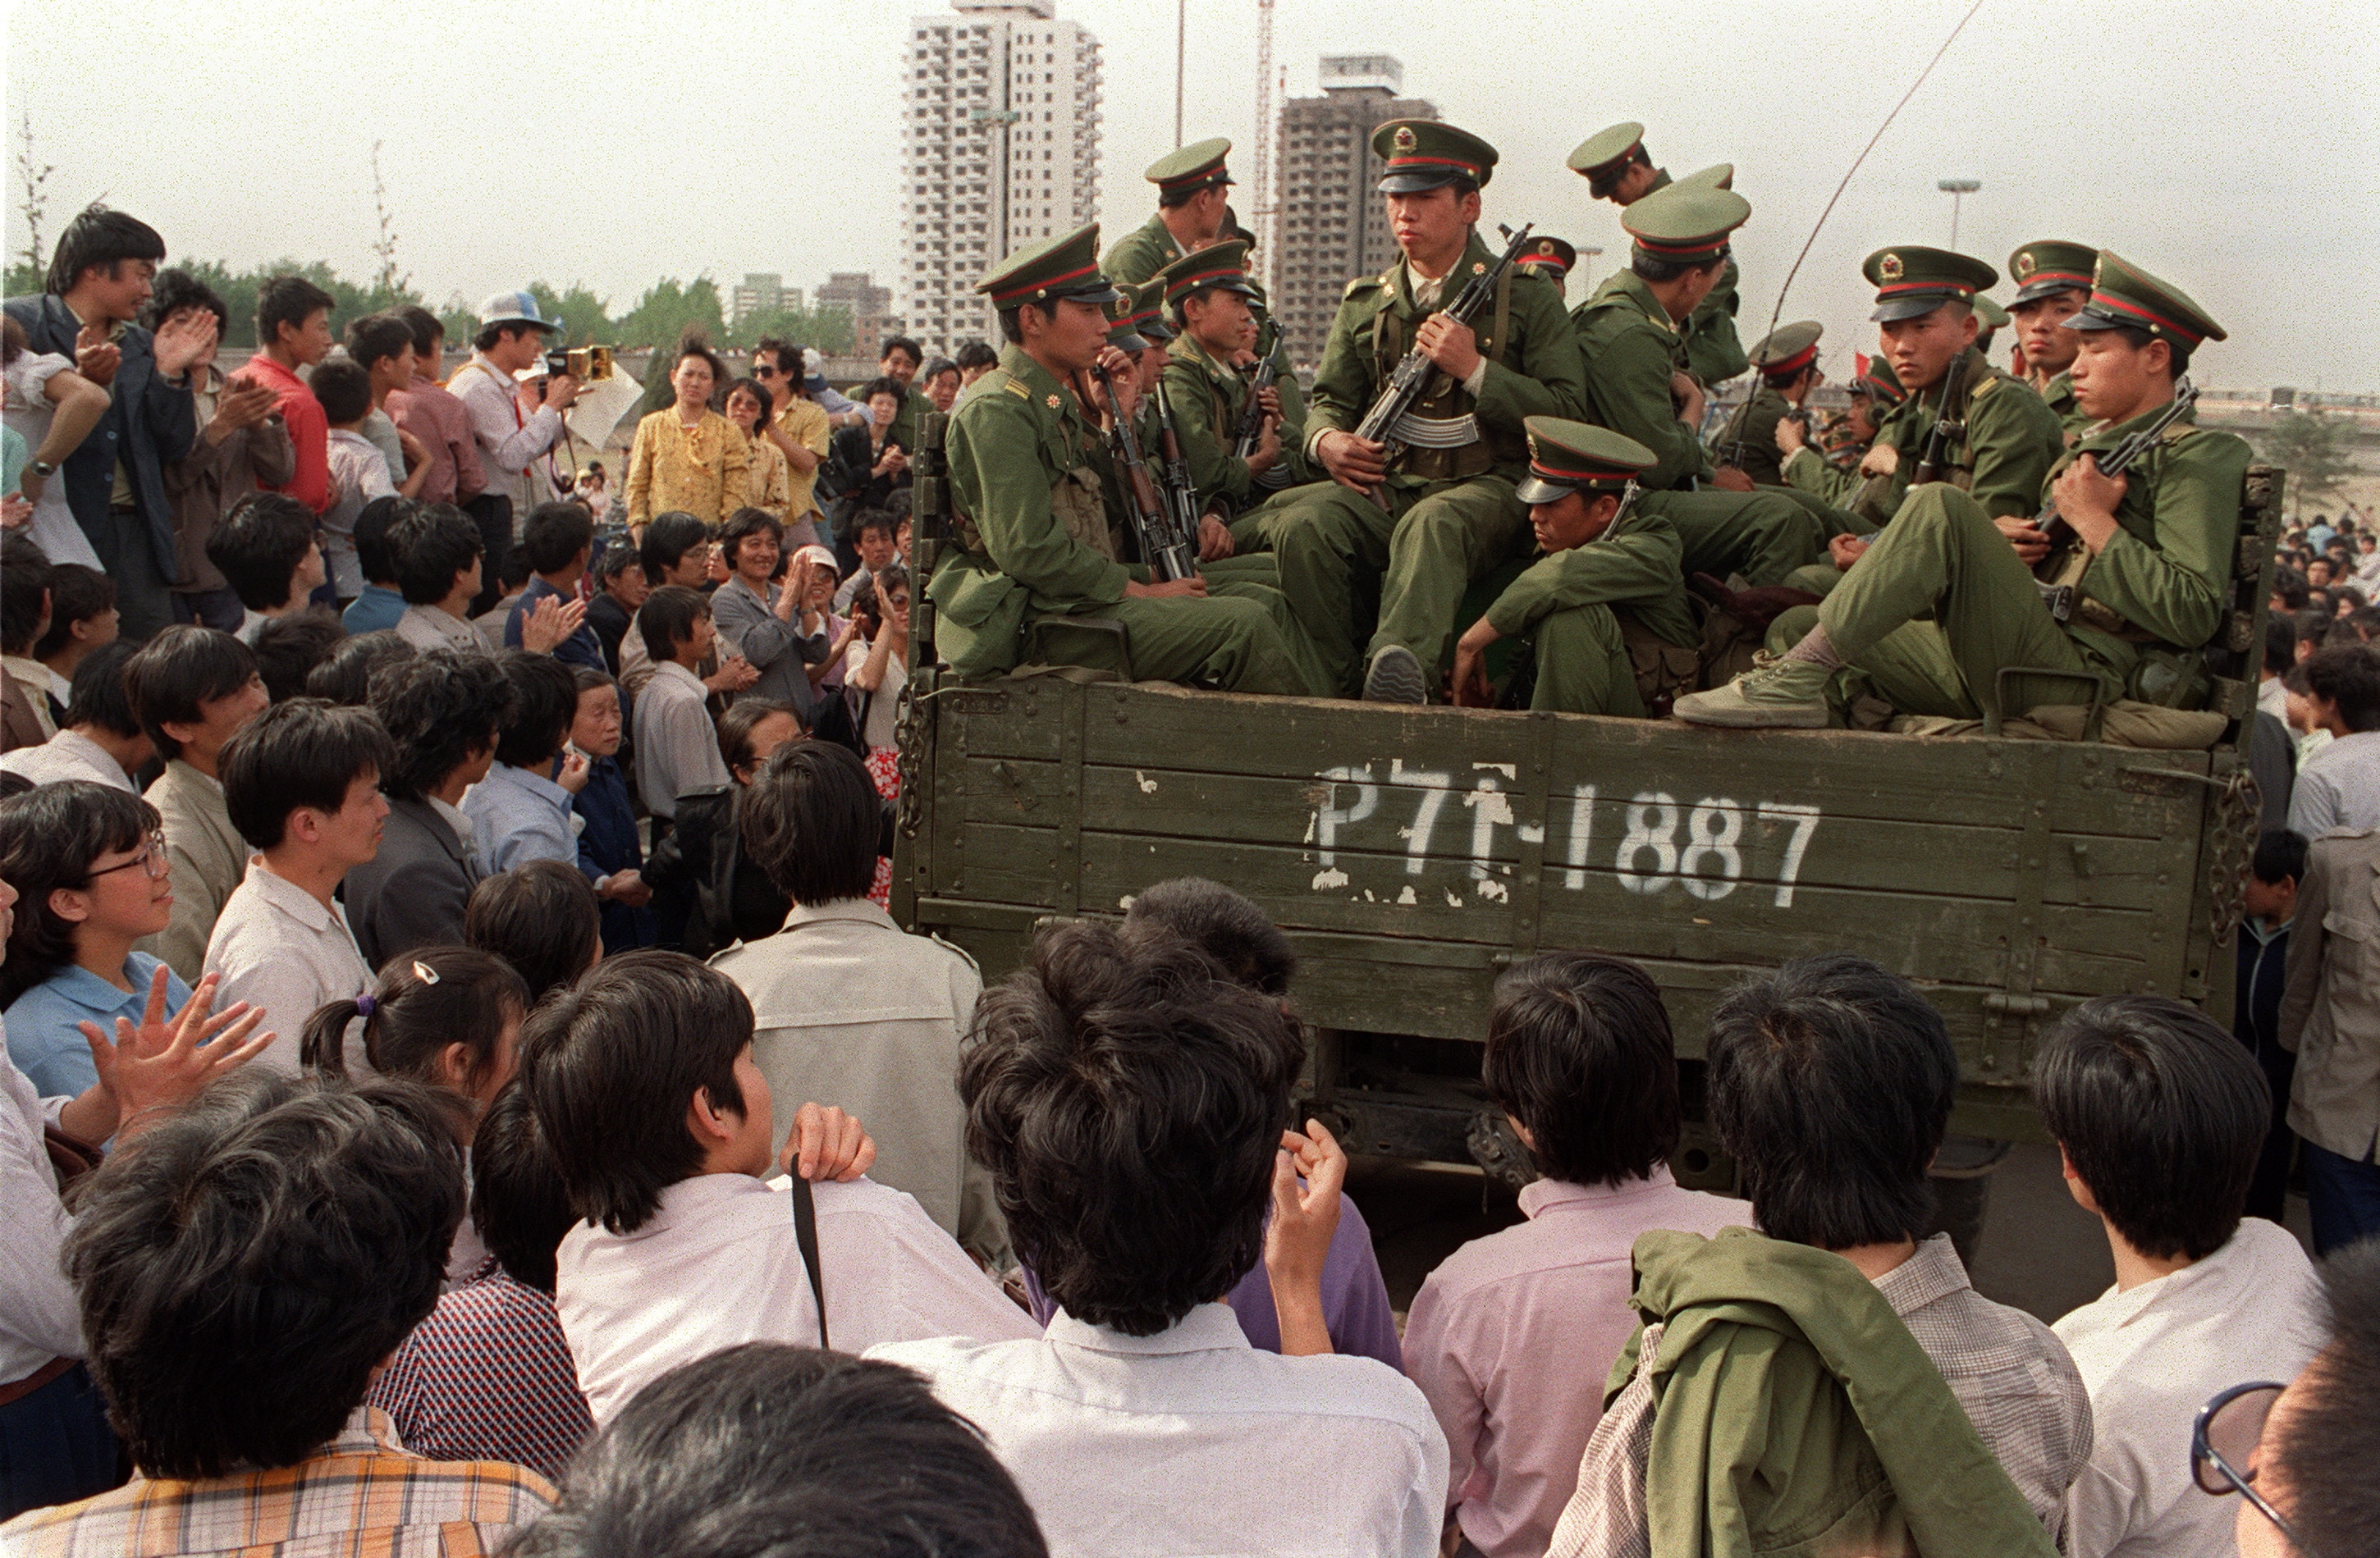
top-left (2085, 289), bottom-right (2206, 346)
top-left (1155, 165), bottom-right (1225, 190)
top-left (989, 261), bottom-right (1100, 304)
top-left (2021, 269), bottom-right (2093, 290)
top-left (1530, 459), bottom-right (1635, 483)
top-left (1165, 265), bottom-right (1247, 299)
top-left (1387, 153), bottom-right (1482, 176)
top-left (1873, 280), bottom-right (1975, 298)
top-left (1631, 232), bottom-right (1728, 258)
top-left (1515, 254), bottom-right (1568, 269)
top-left (1760, 344), bottom-right (1819, 376)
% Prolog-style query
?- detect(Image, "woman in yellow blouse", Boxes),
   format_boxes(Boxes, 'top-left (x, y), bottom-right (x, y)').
top-left (723, 375), bottom-right (791, 529)
top-left (623, 333), bottom-right (749, 534)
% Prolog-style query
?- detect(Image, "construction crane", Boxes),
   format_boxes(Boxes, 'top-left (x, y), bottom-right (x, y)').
top-left (1252, 0), bottom-right (1278, 289)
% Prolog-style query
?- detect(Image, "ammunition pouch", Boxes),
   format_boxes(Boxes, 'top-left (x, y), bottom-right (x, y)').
top-left (2125, 647), bottom-right (2209, 710)
top-left (1050, 466), bottom-right (1117, 560)
top-left (1616, 609), bottom-right (1702, 715)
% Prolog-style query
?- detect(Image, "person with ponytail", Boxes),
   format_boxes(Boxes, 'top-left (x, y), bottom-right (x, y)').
top-left (300, 946), bottom-right (529, 1115)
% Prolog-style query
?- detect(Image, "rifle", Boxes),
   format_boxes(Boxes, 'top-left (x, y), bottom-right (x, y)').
top-left (1230, 352), bottom-right (1278, 461)
top-left (2032, 378), bottom-right (2199, 622)
top-left (1348, 222), bottom-right (1537, 509)
top-left (1094, 365), bottom-right (1197, 583)
top-left (1151, 383), bottom-right (1206, 570)
top-left (1911, 349), bottom-right (1972, 487)
top-left (909, 410), bottom-right (948, 668)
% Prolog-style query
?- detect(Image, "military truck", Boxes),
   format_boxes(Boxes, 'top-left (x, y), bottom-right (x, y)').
top-left (892, 433), bottom-right (2281, 1207)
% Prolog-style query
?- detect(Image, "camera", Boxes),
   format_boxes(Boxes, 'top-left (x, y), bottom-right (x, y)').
top-left (542, 345), bottom-right (615, 382)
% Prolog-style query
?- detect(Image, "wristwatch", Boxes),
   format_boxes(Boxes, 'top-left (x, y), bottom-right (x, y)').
top-left (27, 460), bottom-right (54, 478)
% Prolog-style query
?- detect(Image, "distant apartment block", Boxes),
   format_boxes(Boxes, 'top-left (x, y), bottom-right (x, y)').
top-left (815, 272), bottom-right (901, 358)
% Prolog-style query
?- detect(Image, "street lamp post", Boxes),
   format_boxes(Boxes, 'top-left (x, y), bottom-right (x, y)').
top-left (1937, 178), bottom-right (1980, 249)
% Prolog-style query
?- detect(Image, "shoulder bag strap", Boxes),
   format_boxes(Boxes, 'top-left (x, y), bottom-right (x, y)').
top-left (790, 1174), bottom-right (828, 1350)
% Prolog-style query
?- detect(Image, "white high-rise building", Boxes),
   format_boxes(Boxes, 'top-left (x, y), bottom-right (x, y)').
top-left (903, 0), bottom-right (1102, 355)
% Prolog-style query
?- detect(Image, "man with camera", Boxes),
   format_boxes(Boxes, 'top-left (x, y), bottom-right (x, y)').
top-left (446, 290), bottom-right (584, 615)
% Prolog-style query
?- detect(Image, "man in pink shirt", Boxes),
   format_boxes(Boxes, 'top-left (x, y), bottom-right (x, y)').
top-left (1403, 953), bottom-right (1748, 1558)
top-left (384, 305), bottom-right (484, 506)
top-left (235, 276), bottom-right (336, 515)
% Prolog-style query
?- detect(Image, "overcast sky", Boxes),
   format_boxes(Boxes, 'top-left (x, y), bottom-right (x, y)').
top-left (7, 0), bottom-right (2375, 389)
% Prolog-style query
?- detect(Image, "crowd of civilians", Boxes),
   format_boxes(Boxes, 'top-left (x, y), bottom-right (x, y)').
top-left (0, 200), bottom-right (2376, 1558)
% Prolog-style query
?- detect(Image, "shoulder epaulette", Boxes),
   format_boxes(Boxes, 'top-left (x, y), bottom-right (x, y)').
top-left (1001, 377), bottom-right (1031, 400)
top-left (1969, 375), bottom-right (1999, 400)
top-left (2159, 423), bottom-right (2204, 445)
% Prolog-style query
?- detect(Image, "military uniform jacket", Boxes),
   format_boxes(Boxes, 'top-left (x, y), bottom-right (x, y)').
top-left (1575, 269), bottom-right (1710, 492)
top-left (1160, 334), bottom-right (1307, 514)
top-left (942, 346), bottom-right (1129, 615)
top-left (2034, 371), bottom-right (2090, 443)
top-left (1101, 212), bottom-right (1189, 287)
top-left (1714, 386), bottom-right (1794, 486)
top-left (1683, 258), bottom-right (1749, 386)
top-left (1783, 445), bottom-right (1861, 508)
top-left (1872, 348), bottom-right (2062, 521)
top-left (1308, 231), bottom-right (1586, 489)
top-left (2048, 403), bottom-right (2253, 663)
top-left (1481, 504), bottom-right (1699, 648)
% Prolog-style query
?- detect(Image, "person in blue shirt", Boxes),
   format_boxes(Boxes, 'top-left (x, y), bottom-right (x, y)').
top-left (0, 780), bottom-right (190, 1095)
top-left (341, 496), bottom-right (412, 634)
top-left (566, 666), bottom-right (655, 953)
top-left (463, 652), bottom-right (585, 875)
top-left (504, 500), bottom-right (606, 671)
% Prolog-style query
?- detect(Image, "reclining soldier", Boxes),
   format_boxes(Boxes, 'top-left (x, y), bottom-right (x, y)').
top-left (929, 224), bottom-right (1325, 697)
top-left (1450, 420), bottom-right (1697, 717)
top-left (1256, 119), bottom-right (1587, 704)
top-left (1676, 252), bottom-right (2252, 729)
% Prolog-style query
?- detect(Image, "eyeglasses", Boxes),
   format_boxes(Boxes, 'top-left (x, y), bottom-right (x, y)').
top-left (2193, 1382), bottom-right (2309, 1551)
top-left (89, 832), bottom-right (172, 883)
top-left (753, 364), bottom-right (780, 377)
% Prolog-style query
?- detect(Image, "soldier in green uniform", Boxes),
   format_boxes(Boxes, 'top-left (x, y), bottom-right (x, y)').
top-left (1257, 120), bottom-right (1587, 703)
top-left (1451, 420), bottom-right (1698, 716)
top-left (1676, 252), bottom-right (2251, 728)
top-left (1714, 321), bottom-right (1824, 487)
top-left (929, 224), bottom-right (1319, 697)
top-left (1572, 181), bottom-right (1751, 492)
top-left (1101, 139), bottom-right (1233, 287)
top-left (1216, 205), bottom-right (1312, 469)
top-left (1567, 123), bottom-right (1749, 385)
top-left (1513, 235), bottom-right (1579, 299)
top-left (1780, 353), bottom-right (1903, 508)
top-left (1148, 241), bottom-right (1295, 534)
top-left (2007, 239), bottom-right (2099, 442)
top-left (1973, 295), bottom-right (2009, 358)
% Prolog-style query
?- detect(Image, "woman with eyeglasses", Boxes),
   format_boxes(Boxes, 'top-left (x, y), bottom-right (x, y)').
top-left (0, 781), bottom-right (189, 1096)
top-left (750, 340), bottom-right (832, 551)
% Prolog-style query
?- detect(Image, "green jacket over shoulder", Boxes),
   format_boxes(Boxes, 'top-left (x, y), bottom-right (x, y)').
top-left (1483, 503), bottom-right (1698, 647)
top-left (2054, 402), bottom-right (2253, 665)
top-left (1575, 269), bottom-right (1712, 492)
top-left (1160, 334), bottom-right (1307, 514)
top-left (1870, 347), bottom-right (2063, 522)
top-left (1307, 230), bottom-right (1587, 491)
top-left (1712, 385), bottom-right (1794, 486)
top-left (1604, 1227), bottom-right (2059, 1558)
top-left (1782, 445), bottom-right (1864, 509)
top-left (1683, 257), bottom-right (1750, 386)
top-left (1101, 213), bottom-right (1188, 287)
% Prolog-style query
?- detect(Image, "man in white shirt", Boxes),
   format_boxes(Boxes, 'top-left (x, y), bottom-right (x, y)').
top-left (629, 587), bottom-right (730, 820)
top-left (713, 741), bottom-right (1006, 1267)
top-left (2039, 996), bottom-right (2327, 1558)
top-left (870, 921), bottom-right (1449, 1558)
top-left (202, 701), bottom-right (393, 1072)
top-left (524, 952), bottom-right (1035, 1424)
top-left (446, 292), bottom-right (582, 614)
top-left (123, 627), bottom-right (270, 981)
top-left (0, 642), bottom-right (149, 792)
top-left (391, 504), bottom-right (492, 656)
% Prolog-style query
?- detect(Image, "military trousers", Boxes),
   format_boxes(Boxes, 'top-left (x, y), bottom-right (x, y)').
top-left (1027, 592), bottom-right (1316, 697)
top-left (1809, 483), bottom-right (2113, 719)
top-left (1526, 604), bottom-right (1645, 718)
top-left (1261, 475), bottom-right (1528, 697)
top-left (1659, 491), bottom-right (1835, 589)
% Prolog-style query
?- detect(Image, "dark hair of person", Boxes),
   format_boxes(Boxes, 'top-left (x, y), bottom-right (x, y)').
top-left (1482, 952), bottom-right (1683, 1187)
top-left (468, 859), bottom-right (605, 1008)
top-left (396, 303), bottom-right (445, 360)
top-left (2294, 608), bottom-right (2335, 655)
top-left (719, 507), bottom-right (785, 573)
top-left (366, 648), bottom-right (511, 799)
top-left (861, 375), bottom-right (905, 409)
top-left (494, 544), bottom-right (535, 594)
top-left (638, 511), bottom-right (710, 584)
top-left (32, 563), bottom-right (116, 660)
top-left (739, 739), bottom-right (876, 904)
top-left (995, 307), bottom-right (1028, 346)
top-left (1705, 953), bottom-right (1957, 1249)
top-left (470, 1082), bottom-right (579, 1293)
top-left (521, 500), bottom-right (596, 577)
top-left (853, 509), bottom-right (899, 543)
top-left (472, 317), bottom-right (543, 354)
top-left (1632, 246), bottom-right (1729, 286)
top-left (251, 608), bottom-right (348, 703)
top-left (0, 313), bottom-right (21, 368)
top-left (2270, 567), bottom-right (2308, 610)
top-left (62, 1073), bottom-right (465, 1478)
top-left (2253, 829), bottom-right (2309, 887)
top-left (2034, 995), bottom-right (2268, 1262)
top-left (517, 951), bottom-right (751, 1235)
top-left (2271, 1241), bottom-right (2380, 1556)
top-left (207, 491), bottom-right (318, 610)
top-left (1121, 877), bottom-right (1295, 997)
top-left (387, 502), bottom-right (484, 605)
top-left (46, 203), bottom-right (166, 296)
top-left (509, 1345), bottom-right (1050, 1558)
top-left (304, 628), bottom-right (414, 706)
top-left (670, 329), bottom-right (726, 397)
top-left (954, 340), bottom-right (1000, 372)
top-left (571, 664), bottom-right (617, 701)
top-left (2265, 610), bottom-right (2298, 674)
top-left (2301, 644), bottom-right (2380, 732)
top-left (879, 336), bottom-right (923, 368)
top-left (302, 945), bottom-right (528, 1091)
top-left (2101, 322), bottom-right (2192, 378)
top-left (217, 697), bottom-right (396, 852)
top-left (62, 639), bottom-right (143, 738)
top-left (848, 564), bottom-right (909, 640)
top-left (353, 495), bottom-right (412, 588)
top-left (716, 697), bottom-right (800, 779)
top-left (492, 651), bottom-right (579, 769)
top-left (344, 312), bottom-right (413, 373)
top-left (962, 920), bottom-right (1302, 1334)
top-left (1, 532), bottom-right (52, 654)
top-left (0, 773), bottom-right (30, 801)
top-left (596, 545), bottom-right (644, 588)
top-left (722, 376), bottom-right (774, 431)
top-left (308, 357), bottom-right (373, 425)
top-left (753, 336), bottom-right (806, 386)
top-left (122, 625), bottom-right (259, 761)
top-left (922, 359), bottom-right (959, 387)
top-left (0, 781), bottom-right (158, 1008)
top-left (254, 273), bottom-right (336, 347)
top-left (135, 267), bottom-right (231, 336)
top-left (637, 585), bottom-right (709, 660)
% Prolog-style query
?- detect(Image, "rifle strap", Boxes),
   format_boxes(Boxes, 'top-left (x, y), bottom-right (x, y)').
top-left (1489, 265), bottom-right (1512, 368)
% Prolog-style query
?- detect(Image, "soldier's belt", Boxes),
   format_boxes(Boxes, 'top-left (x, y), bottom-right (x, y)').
top-left (1388, 411), bottom-right (1481, 448)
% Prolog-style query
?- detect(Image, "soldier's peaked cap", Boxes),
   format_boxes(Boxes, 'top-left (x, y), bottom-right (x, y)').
top-left (2007, 240), bottom-right (2099, 305)
top-left (1514, 235), bottom-right (1577, 278)
top-left (1145, 138), bottom-right (1233, 194)
top-left (977, 224), bottom-right (1122, 308)
top-left (1105, 284), bottom-right (1157, 353)
top-left (2062, 250), bottom-right (2227, 349)
top-left (1974, 295), bottom-right (2009, 332)
top-left (1750, 320), bottom-right (1824, 377)
top-left (1153, 240), bottom-right (1259, 312)
top-left (1517, 418), bottom-right (1656, 504)
top-left (1567, 121), bottom-right (1647, 193)
top-left (1677, 162), bottom-right (1735, 191)
top-left (1863, 246), bottom-right (1997, 322)
top-left (1623, 183), bottom-right (1749, 266)
top-left (1373, 121), bottom-right (1498, 194)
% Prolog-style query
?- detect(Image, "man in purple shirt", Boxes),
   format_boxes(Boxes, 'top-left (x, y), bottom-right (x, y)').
top-left (1403, 952), bottom-right (1748, 1558)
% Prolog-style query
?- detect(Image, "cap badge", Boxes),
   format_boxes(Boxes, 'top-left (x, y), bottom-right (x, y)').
top-left (1393, 125), bottom-right (1417, 152)
top-left (1878, 252), bottom-right (1905, 282)
top-left (2014, 252), bottom-right (2037, 280)
top-left (1537, 239), bottom-right (1555, 256)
